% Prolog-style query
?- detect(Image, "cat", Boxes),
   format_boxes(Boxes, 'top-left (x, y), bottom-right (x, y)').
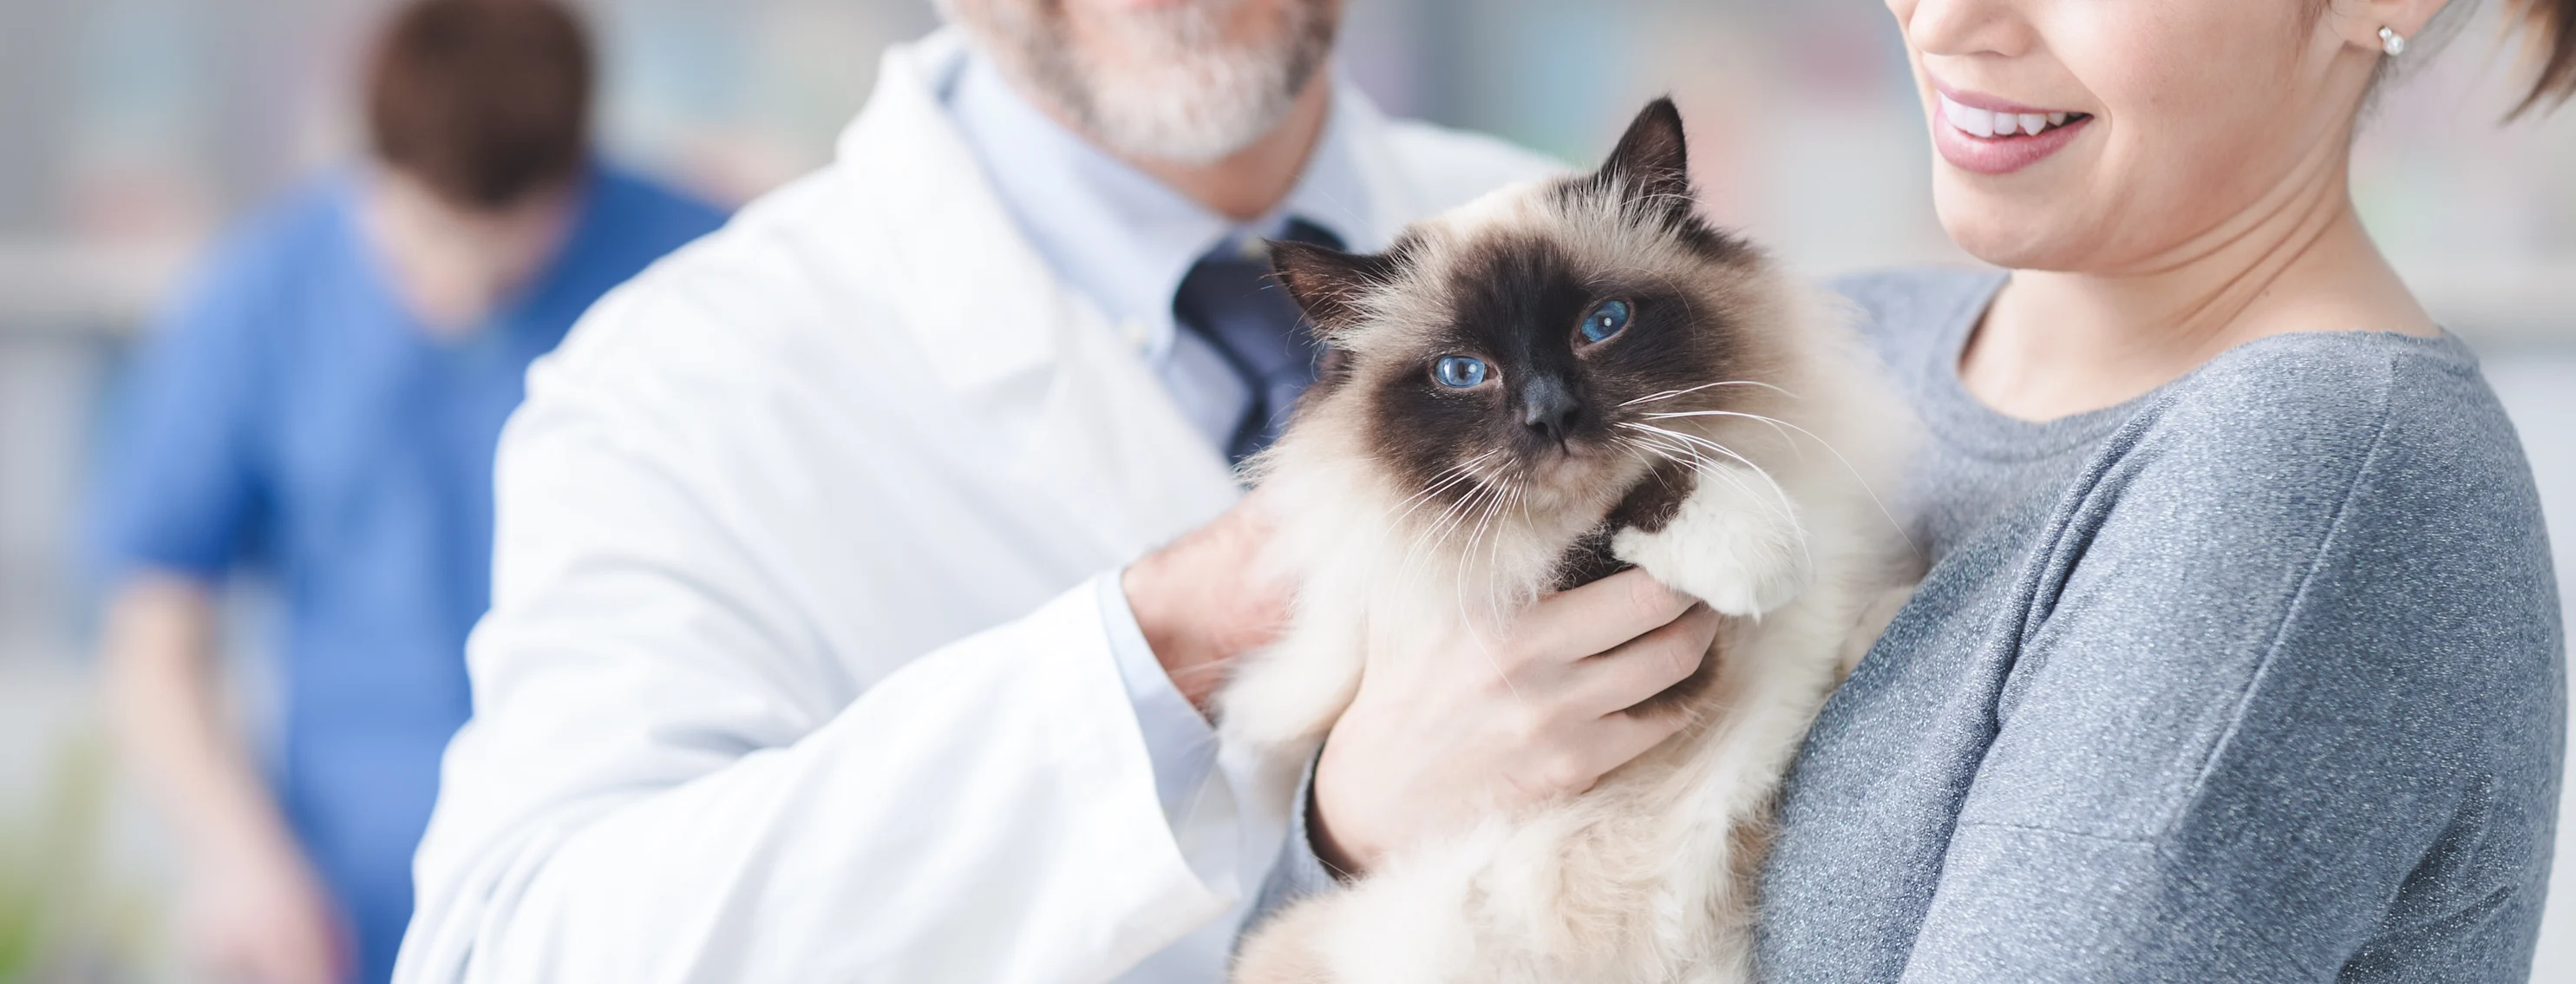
top-left (1217, 98), bottom-right (1921, 984)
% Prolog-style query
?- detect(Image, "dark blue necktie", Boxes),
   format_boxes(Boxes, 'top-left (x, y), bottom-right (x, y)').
top-left (1172, 218), bottom-right (1345, 464)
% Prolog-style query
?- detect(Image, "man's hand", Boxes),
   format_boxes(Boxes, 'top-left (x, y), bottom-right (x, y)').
top-left (1311, 569), bottom-right (1718, 875)
top-left (182, 827), bottom-right (350, 984)
top-left (98, 575), bottom-right (348, 984)
top-left (1121, 495), bottom-right (1295, 712)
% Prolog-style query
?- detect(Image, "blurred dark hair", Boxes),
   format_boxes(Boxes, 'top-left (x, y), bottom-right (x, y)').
top-left (367, 0), bottom-right (594, 210)
top-left (2507, 0), bottom-right (2576, 116)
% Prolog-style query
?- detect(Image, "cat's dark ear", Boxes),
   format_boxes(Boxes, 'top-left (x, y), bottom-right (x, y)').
top-left (1599, 97), bottom-right (1694, 221)
top-left (1270, 239), bottom-right (1394, 338)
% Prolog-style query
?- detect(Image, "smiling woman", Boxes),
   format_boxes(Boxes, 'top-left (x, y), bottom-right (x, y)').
top-left (1738, 0), bottom-right (2573, 981)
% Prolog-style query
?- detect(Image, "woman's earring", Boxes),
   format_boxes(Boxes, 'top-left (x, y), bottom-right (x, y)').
top-left (2380, 26), bottom-right (2408, 56)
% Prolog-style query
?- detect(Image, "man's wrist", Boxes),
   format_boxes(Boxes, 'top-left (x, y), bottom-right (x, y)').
top-left (1120, 559), bottom-right (1224, 709)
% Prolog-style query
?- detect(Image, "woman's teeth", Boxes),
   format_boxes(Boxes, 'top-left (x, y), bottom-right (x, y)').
top-left (1939, 94), bottom-right (2077, 138)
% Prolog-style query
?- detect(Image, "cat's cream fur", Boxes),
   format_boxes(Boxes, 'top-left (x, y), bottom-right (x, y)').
top-left (1219, 100), bottom-right (1919, 984)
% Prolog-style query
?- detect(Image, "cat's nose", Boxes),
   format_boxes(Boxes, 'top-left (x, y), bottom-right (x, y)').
top-left (1521, 377), bottom-right (1582, 444)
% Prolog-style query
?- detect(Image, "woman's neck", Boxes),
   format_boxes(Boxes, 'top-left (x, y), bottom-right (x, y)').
top-left (1959, 144), bottom-right (2437, 423)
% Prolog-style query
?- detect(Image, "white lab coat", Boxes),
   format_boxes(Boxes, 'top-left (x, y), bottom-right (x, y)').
top-left (396, 30), bottom-right (1559, 984)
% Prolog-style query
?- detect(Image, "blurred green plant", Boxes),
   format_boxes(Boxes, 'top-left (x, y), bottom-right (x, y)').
top-left (0, 734), bottom-right (156, 984)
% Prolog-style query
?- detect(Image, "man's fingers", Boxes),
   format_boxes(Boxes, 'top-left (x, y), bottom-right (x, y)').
top-left (1520, 568), bottom-right (1700, 665)
top-left (1566, 601), bottom-right (1718, 717)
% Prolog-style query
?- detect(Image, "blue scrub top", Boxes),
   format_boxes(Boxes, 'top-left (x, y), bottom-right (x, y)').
top-left (93, 162), bottom-right (725, 983)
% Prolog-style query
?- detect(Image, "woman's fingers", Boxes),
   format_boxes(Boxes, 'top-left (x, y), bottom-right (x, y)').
top-left (1567, 601), bottom-right (1719, 718)
top-left (1576, 701), bottom-right (1701, 784)
top-left (1512, 568), bottom-right (1702, 671)
top-left (1312, 568), bottom-right (1718, 875)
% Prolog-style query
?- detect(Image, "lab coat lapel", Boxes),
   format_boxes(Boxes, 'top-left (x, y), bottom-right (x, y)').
top-left (828, 31), bottom-right (1242, 558)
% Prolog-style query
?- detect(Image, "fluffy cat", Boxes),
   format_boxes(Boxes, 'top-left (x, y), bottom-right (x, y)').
top-left (1219, 98), bottom-right (1920, 984)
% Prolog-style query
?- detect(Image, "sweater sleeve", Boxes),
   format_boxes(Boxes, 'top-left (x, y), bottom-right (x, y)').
top-left (1899, 349), bottom-right (2564, 983)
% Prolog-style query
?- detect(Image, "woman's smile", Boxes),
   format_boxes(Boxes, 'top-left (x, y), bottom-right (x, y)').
top-left (1930, 85), bottom-right (2093, 176)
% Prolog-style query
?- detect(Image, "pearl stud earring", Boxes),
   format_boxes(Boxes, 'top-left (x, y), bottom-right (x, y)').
top-left (2380, 26), bottom-right (2408, 56)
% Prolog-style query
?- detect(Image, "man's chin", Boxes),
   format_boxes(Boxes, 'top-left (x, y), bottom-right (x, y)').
top-left (950, 0), bottom-right (1336, 165)
top-left (1074, 69), bottom-right (1299, 164)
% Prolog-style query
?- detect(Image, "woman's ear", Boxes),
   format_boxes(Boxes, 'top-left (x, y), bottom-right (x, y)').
top-left (1270, 239), bottom-right (1395, 338)
top-left (2322, 0), bottom-right (2451, 55)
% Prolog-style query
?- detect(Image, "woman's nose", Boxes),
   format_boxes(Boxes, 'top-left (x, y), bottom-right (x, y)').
top-left (1896, 0), bottom-right (2034, 60)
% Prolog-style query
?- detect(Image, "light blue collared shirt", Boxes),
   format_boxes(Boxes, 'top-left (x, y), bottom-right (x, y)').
top-left (942, 54), bottom-right (1378, 825)
top-left (945, 51), bottom-right (1376, 452)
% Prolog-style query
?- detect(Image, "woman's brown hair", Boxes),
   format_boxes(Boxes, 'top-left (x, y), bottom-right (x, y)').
top-left (2505, 0), bottom-right (2576, 115)
top-left (366, 0), bottom-right (595, 210)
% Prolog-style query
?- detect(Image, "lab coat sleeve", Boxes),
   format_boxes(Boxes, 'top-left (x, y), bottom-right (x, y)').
top-left (403, 583), bottom-right (1235, 982)
top-left (396, 313), bottom-right (1239, 984)
top-left (1096, 576), bottom-right (1225, 822)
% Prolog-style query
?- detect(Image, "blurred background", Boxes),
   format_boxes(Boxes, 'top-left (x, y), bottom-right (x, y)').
top-left (0, 0), bottom-right (2567, 981)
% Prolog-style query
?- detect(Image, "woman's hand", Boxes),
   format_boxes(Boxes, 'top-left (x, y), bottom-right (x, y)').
top-left (1311, 569), bottom-right (1717, 875)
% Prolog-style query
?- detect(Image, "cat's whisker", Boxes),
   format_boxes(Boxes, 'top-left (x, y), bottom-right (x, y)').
top-left (1413, 473), bottom-right (1502, 589)
top-left (1618, 379), bottom-right (1796, 408)
top-left (1636, 408), bottom-right (1803, 462)
top-left (1635, 410), bottom-right (1919, 558)
top-left (1388, 451), bottom-right (1500, 528)
top-left (1453, 466), bottom-right (1504, 607)
top-left (1618, 422), bottom-right (1801, 520)
top-left (1461, 475), bottom-right (1523, 628)
top-left (1436, 480), bottom-right (1529, 686)
top-left (1405, 486), bottom-right (1478, 579)
top-left (1641, 434), bottom-right (1821, 577)
top-left (1492, 480), bottom-right (1534, 626)
top-left (1397, 480), bottom-right (1481, 595)
top-left (1390, 450), bottom-right (1498, 510)
top-left (1618, 424), bottom-right (1726, 475)
top-left (1401, 460), bottom-right (1497, 553)
top-left (1629, 440), bottom-right (1707, 473)
top-left (1617, 431), bottom-right (1716, 474)
top-left (1453, 477), bottom-right (1506, 604)
top-left (1623, 423), bottom-right (1823, 574)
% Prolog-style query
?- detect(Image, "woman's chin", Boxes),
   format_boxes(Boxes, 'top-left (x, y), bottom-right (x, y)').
top-left (1932, 194), bottom-right (2086, 272)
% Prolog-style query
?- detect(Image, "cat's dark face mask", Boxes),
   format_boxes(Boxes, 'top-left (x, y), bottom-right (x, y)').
top-left (1268, 98), bottom-right (1774, 521)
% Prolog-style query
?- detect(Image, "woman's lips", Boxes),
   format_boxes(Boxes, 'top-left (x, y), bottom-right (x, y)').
top-left (1932, 91), bottom-right (2092, 176)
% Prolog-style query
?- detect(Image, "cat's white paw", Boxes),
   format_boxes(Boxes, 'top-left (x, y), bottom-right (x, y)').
top-left (1612, 462), bottom-right (1812, 618)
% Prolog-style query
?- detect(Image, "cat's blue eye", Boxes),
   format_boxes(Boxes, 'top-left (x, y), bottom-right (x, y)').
top-left (1580, 298), bottom-right (1632, 343)
top-left (1434, 356), bottom-right (1489, 389)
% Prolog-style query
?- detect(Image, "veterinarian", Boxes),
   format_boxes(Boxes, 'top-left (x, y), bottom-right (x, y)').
top-left (93, 3), bottom-right (723, 983)
top-left (395, 0), bottom-right (1735, 981)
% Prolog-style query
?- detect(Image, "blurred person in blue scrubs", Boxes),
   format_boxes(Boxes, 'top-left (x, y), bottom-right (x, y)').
top-left (88, 2), bottom-right (725, 981)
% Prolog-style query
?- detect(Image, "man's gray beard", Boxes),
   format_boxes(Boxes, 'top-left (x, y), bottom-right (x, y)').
top-left (950, 0), bottom-right (1336, 166)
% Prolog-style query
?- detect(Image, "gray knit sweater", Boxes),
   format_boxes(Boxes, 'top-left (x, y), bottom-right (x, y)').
top-left (1755, 268), bottom-right (2564, 981)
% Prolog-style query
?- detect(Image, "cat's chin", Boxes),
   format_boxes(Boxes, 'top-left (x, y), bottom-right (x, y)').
top-left (1507, 447), bottom-right (1663, 521)
top-left (1507, 440), bottom-right (1601, 480)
